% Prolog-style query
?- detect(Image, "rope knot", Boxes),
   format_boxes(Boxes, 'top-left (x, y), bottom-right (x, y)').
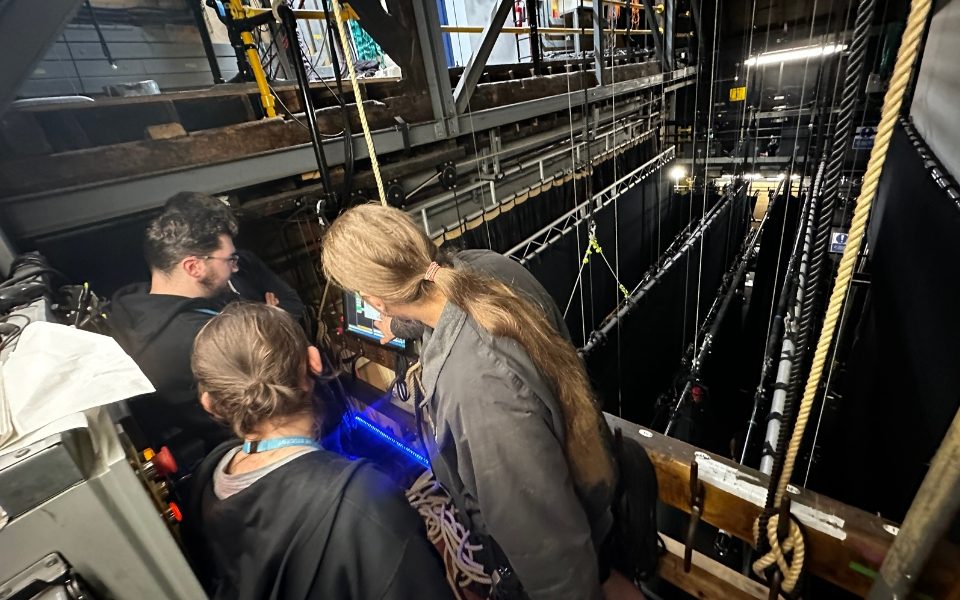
top-left (752, 513), bottom-right (806, 594)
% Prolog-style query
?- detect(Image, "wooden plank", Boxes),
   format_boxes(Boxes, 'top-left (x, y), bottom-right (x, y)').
top-left (145, 122), bottom-right (187, 139)
top-left (0, 118), bottom-right (311, 195)
top-left (659, 535), bottom-right (773, 600)
top-left (605, 414), bottom-right (960, 598)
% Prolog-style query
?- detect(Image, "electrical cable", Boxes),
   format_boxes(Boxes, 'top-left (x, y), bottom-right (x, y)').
top-left (0, 314), bottom-right (31, 352)
top-left (733, 0), bottom-right (757, 173)
top-left (406, 470), bottom-right (492, 599)
top-left (277, 4), bottom-right (335, 196)
top-left (84, 0), bottom-right (117, 68)
top-left (608, 6), bottom-right (625, 416)
top-left (563, 36), bottom-right (588, 344)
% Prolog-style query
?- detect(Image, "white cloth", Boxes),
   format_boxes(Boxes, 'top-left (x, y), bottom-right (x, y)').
top-left (0, 322), bottom-right (155, 449)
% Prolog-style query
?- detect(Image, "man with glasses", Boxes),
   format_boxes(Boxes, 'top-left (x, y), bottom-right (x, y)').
top-left (163, 192), bottom-right (304, 322)
top-left (110, 194), bottom-right (240, 468)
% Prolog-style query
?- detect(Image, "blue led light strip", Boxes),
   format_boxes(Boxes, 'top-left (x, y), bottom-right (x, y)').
top-left (352, 414), bottom-right (431, 468)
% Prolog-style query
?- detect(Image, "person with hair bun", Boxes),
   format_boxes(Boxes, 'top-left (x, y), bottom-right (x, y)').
top-left (186, 302), bottom-right (452, 600)
top-left (322, 204), bottom-right (621, 600)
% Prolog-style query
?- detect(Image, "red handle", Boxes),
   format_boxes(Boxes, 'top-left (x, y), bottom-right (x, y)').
top-left (152, 446), bottom-right (178, 477)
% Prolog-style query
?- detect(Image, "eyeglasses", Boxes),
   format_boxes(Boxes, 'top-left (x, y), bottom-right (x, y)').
top-left (203, 253), bottom-right (240, 267)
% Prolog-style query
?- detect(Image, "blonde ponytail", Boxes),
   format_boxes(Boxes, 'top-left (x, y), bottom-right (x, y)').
top-left (322, 204), bottom-right (615, 489)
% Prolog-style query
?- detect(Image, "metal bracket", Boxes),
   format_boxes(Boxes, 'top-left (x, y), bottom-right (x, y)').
top-left (394, 116), bottom-right (411, 152)
top-left (684, 459), bottom-right (705, 572)
top-left (438, 161), bottom-right (457, 190)
top-left (386, 179), bottom-right (406, 207)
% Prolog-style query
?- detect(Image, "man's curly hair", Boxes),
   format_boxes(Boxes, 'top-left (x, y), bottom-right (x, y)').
top-left (144, 192), bottom-right (239, 273)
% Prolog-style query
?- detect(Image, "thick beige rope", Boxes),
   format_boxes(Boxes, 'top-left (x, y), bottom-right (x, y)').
top-left (752, 0), bottom-right (933, 591)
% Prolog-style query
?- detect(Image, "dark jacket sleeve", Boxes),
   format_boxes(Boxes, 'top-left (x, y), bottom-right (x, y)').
top-left (450, 354), bottom-right (602, 600)
top-left (322, 465), bottom-right (453, 600)
top-left (235, 250), bottom-right (305, 321)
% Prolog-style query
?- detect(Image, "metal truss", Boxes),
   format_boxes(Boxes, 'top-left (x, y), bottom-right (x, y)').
top-left (505, 144), bottom-right (676, 265)
top-left (413, 99), bottom-right (660, 236)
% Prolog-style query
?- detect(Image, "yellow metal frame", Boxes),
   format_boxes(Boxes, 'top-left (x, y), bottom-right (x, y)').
top-left (227, 0), bottom-right (276, 118)
top-left (225, 3), bottom-right (359, 119)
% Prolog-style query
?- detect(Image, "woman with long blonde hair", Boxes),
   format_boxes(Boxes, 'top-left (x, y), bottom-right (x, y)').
top-left (186, 302), bottom-right (452, 600)
top-left (322, 204), bottom-right (618, 600)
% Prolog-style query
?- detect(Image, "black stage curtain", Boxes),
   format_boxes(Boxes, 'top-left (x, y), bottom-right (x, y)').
top-left (811, 122), bottom-right (960, 533)
top-left (742, 191), bottom-right (803, 378)
top-left (444, 143), bottom-right (755, 426)
top-left (585, 191), bottom-right (751, 425)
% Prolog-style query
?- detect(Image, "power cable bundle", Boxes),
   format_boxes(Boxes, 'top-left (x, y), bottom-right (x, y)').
top-left (406, 470), bottom-right (492, 599)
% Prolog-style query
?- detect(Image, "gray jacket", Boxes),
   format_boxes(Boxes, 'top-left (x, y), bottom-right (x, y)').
top-left (415, 250), bottom-right (610, 600)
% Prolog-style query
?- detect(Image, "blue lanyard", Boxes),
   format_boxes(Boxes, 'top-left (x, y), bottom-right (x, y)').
top-left (242, 436), bottom-right (321, 454)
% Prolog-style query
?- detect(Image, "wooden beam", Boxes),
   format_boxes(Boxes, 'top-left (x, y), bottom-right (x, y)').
top-left (659, 535), bottom-right (775, 600)
top-left (0, 118), bottom-right (310, 196)
top-left (605, 414), bottom-right (960, 598)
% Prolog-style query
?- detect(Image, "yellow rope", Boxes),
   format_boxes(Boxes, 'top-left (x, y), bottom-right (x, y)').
top-left (330, 0), bottom-right (387, 206)
top-left (752, 0), bottom-right (932, 591)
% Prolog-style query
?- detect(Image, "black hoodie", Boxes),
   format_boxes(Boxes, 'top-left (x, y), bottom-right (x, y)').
top-left (109, 283), bottom-right (232, 464)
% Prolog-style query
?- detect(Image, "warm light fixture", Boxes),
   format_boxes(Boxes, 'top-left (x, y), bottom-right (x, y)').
top-left (745, 43), bottom-right (847, 67)
top-left (669, 165), bottom-right (687, 181)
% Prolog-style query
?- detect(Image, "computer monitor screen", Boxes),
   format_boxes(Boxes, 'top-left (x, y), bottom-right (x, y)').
top-left (342, 290), bottom-right (406, 350)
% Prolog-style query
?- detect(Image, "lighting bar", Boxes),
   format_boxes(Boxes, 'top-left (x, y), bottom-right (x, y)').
top-left (351, 414), bottom-right (431, 468)
top-left (745, 43), bottom-right (847, 67)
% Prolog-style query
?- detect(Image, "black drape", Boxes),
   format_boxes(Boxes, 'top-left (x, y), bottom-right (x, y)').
top-left (812, 123), bottom-right (960, 535)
